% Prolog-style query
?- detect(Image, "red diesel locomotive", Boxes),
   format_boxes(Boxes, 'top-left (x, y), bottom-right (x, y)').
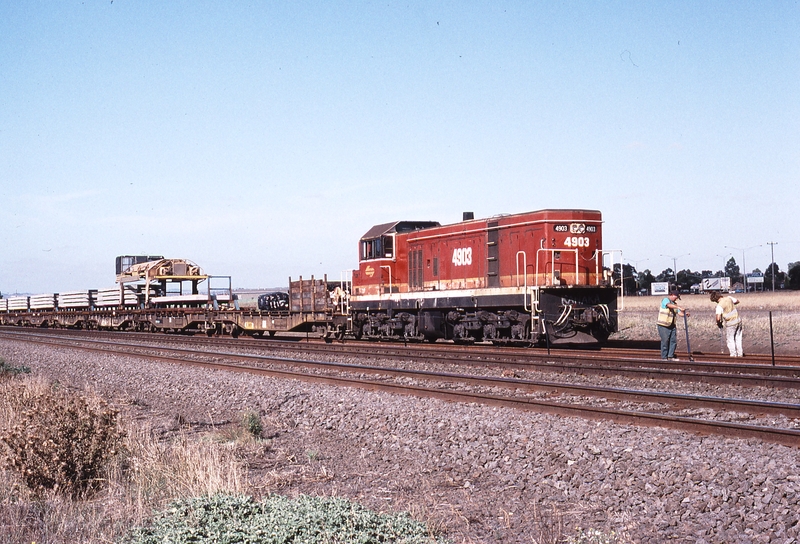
top-left (348, 209), bottom-right (618, 345)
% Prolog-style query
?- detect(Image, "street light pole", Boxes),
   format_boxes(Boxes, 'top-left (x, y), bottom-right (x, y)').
top-left (767, 241), bottom-right (778, 291)
top-left (660, 253), bottom-right (689, 284)
top-left (715, 254), bottom-right (730, 277)
top-left (725, 245), bottom-right (762, 292)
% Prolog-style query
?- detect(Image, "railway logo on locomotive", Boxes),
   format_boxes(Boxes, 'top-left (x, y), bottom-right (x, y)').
top-left (554, 223), bottom-right (597, 234)
top-left (365, 265), bottom-right (375, 278)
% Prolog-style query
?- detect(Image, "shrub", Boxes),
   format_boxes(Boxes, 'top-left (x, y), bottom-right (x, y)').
top-left (241, 410), bottom-right (263, 438)
top-left (0, 380), bottom-right (123, 497)
top-left (123, 493), bottom-right (448, 543)
top-left (0, 358), bottom-right (31, 378)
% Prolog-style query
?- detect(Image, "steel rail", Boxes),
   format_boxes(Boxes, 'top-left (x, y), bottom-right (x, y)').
top-left (2, 331), bottom-right (799, 447)
top-left (13, 332), bottom-right (800, 417)
top-left (4, 328), bottom-right (800, 389)
top-left (5, 326), bottom-right (800, 370)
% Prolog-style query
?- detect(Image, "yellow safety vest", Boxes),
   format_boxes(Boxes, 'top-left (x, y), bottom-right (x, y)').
top-left (718, 297), bottom-right (740, 325)
top-left (657, 306), bottom-right (676, 328)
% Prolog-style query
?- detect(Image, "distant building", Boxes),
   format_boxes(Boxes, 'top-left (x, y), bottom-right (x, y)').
top-left (701, 277), bottom-right (731, 293)
top-left (651, 282), bottom-right (669, 296)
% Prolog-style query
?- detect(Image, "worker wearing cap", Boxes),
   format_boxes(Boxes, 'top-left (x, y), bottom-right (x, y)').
top-left (710, 291), bottom-right (743, 357)
top-left (657, 289), bottom-right (689, 360)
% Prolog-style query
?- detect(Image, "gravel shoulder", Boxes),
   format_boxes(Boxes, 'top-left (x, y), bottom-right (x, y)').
top-left (1, 339), bottom-right (799, 543)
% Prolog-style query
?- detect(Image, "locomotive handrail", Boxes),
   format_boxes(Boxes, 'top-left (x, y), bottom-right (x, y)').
top-left (515, 251), bottom-right (527, 288)
top-left (535, 248), bottom-right (544, 285)
top-left (602, 249), bottom-right (624, 311)
top-left (593, 249), bottom-right (601, 285)
top-left (380, 265), bottom-right (393, 296)
top-left (535, 248), bottom-right (579, 286)
top-left (517, 251), bottom-right (530, 312)
top-left (338, 269), bottom-right (353, 315)
top-left (573, 249), bottom-right (579, 284)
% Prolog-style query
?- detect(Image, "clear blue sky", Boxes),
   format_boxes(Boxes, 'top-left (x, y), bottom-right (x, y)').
top-left (2, 1), bottom-right (798, 293)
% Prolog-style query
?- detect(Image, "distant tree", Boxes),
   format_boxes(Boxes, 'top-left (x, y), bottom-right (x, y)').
top-left (724, 258), bottom-right (741, 283)
top-left (764, 262), bottom-right (785, 290)
top-left (788, 262), bottom-right (800, 290)
top-left (612, 263), bottom-right (637, 295)
top-left (676, 269), bottom-right (701, 292)
top-left (656, 269), bottom-right (675, 283)
top-left (637, 269), bottom-right (655, 292)
top-left (701, 270), bottom-right (714, 279)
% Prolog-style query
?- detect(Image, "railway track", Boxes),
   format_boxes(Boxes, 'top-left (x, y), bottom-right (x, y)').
top-left (5, 327), bottom-right (799, 386)
top-left (2, 328), bottom-right (799, 447)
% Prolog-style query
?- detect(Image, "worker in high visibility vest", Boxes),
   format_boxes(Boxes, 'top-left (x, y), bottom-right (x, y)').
top-left (656, 289), bottom-right (689, 360)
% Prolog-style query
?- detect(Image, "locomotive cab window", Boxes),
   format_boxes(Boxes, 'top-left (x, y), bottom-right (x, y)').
top-left (383, 236), bottom-right (393, 258)
top-left (360, 236), bottom-right (394, 261)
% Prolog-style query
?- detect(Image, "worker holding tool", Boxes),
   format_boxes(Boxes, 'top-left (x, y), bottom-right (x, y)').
top-left (710, 291), bottom-right (743, 357)
top-left (656, 288), bottom-right (689, 360)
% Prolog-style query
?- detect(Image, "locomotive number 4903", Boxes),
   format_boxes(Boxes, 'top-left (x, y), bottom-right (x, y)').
top-left (452, 247), bottom-right (473, 266)
top-left (564, 236), bottom-right (590, 248)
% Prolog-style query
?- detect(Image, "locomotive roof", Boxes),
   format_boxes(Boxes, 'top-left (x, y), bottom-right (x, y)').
top-left (360, 220), bottom-right (441, 240)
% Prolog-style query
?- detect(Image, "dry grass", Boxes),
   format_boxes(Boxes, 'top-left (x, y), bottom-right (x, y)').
top-left (614, 291), bottom-right (800, 354)
top-left (618, 290), bottom-right (800, 312)
top-left (0, 375), bottom-right (250, 544)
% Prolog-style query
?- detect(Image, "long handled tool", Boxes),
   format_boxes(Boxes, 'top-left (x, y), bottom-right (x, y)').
top-left (718, 322), bottom-right (726, 354)
top-left (683, 313), bottom-right (695, 362)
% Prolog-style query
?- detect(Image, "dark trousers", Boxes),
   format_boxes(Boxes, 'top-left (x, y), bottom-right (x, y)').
top-left (658, 325), bottom-right (677, 359)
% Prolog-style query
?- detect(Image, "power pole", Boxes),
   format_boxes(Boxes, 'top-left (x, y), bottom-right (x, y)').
top-left (767, 241), bottom-right (778, 291)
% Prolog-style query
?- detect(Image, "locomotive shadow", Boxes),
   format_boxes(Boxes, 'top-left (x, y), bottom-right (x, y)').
top-left (604, 339), bottom-right (660, 350)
